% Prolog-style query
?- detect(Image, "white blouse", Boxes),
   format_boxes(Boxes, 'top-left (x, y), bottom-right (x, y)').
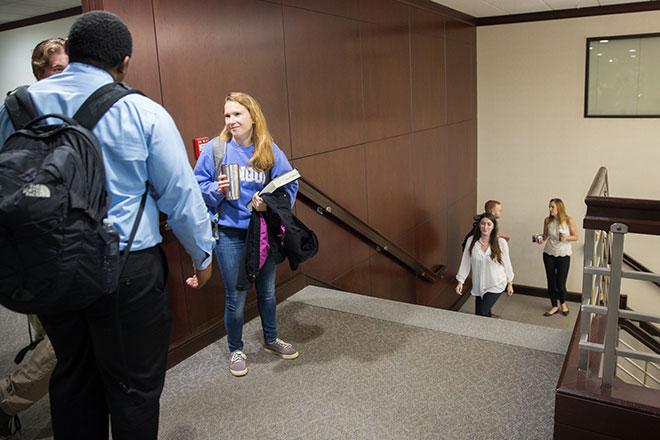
top-left (544, 220), bottom-right (572, 257)
top-left (456, 237), bottom-right (514, 297)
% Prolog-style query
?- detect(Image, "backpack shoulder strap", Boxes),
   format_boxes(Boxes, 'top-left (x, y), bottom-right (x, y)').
top-left (212, 137), bottom-right (227, 181)
top-left (73, 82), bottom-right (144, 130)
top-left (4, 86), bottom-right (38, 130)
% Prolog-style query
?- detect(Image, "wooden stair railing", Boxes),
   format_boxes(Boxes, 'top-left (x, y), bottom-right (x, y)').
top-left (297, 178), bottom-right (445, 283)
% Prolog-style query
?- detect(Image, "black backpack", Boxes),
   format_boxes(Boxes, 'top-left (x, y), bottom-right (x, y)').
top-left (0, 82), bottom-right (146, 315)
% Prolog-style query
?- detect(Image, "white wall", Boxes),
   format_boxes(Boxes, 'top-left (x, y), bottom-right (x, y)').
top-left (477, 11), bottom-right (660, 314)
top-left (0, 16), bottom-right (77, 94)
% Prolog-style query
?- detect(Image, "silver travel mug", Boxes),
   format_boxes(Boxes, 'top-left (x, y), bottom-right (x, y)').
top-left (221, 163), bottom-right (241, 201)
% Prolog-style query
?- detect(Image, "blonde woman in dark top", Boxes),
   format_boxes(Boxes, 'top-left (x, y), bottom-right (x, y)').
top-left (535, 198), bottom-right (577, 316)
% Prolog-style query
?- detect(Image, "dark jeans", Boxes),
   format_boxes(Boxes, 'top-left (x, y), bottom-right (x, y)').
top-left (475, 291), bottom-right (502, 317)
top-left (543, 253), bottom-right (570, 307)
top-left (39, 246), bottom-right (171, 440)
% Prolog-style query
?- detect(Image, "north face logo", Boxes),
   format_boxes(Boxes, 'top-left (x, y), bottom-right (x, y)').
top-left (22, 184), bottom-right (51, 198)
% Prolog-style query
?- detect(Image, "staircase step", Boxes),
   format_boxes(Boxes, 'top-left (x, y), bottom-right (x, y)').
top-left (289, 286), bottom-right (571, 355)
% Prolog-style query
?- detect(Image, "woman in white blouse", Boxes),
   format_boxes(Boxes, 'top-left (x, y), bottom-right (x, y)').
top-left (456, 212), bottom-right (514, 317)
top-left (535, 198), bottom-right (577, 316)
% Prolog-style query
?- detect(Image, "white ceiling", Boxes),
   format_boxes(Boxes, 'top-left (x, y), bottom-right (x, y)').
top-left (0, 0), bottom-right (657, 26)
top-left (0, 0), bottom-right (79, 26)
top-left (431, 0), bottom-right (658, 17)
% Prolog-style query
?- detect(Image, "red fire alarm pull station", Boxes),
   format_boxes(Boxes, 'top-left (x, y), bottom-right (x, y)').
top-left (192, 136), bottom-right (210, 160)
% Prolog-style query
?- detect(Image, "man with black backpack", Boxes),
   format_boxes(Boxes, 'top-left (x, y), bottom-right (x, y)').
top-left (0, 11), bottom-right (214, 440)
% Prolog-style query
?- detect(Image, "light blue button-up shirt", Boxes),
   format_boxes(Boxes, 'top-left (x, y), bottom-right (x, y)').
top-left (0, 63), bottom-right (214, 269)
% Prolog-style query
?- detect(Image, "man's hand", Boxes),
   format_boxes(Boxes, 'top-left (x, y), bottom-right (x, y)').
top-left (186, 263), bottom-right (212, 289)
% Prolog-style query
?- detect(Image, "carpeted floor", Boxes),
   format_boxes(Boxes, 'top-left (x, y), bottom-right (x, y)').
top-left (1, 288), bottom-right (566, 439)
top-left (159, 298), bottom-right (564, 440)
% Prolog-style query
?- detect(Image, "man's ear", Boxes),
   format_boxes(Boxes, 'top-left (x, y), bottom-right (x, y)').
top-left (117, 55), bottom-right (130, 74)
top-left (111, 55), bottom-right (131, 81)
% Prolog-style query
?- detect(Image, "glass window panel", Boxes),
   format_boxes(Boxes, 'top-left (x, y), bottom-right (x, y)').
top-left (585, 33), bottom-right (660, 117)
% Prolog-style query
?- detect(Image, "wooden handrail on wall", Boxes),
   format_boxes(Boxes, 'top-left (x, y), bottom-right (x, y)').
top-left (297, 178), bottom-right (445, 283)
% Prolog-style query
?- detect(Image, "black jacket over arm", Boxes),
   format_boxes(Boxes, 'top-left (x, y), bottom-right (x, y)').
top-left (236, 189), bottom-right (318, 290)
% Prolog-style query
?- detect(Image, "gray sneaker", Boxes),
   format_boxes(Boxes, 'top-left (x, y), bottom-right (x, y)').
top-left (265, 338), bottom-right (299, 359)
top-left (229, 350), bottom-right (248, 377)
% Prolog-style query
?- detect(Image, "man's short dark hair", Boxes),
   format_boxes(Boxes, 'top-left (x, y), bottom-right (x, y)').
top-left (67, 11), bottom-right (132, 71)
top-left (484, 200), bottom-right (501, 214)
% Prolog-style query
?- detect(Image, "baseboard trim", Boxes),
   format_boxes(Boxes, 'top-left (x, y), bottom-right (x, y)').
top-left (513, 284), bottom-right (582, 303)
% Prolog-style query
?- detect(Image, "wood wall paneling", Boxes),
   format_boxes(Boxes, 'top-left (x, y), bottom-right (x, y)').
top-left (447, 120), bottom-right (477, 200)
top-left (360, 8), bottom-right (412, 141)
top-left (445, 121), bottom-right (468, 205)
top-left (276, 260), bottom-right (297, 285)
top-left (294, 146), bottom-right (369, 222)
top-left (414, 213), bottom-right (446, 270)
top-left (397, 0), bottom-right (475, 25)
top-left (445, 37), bottom-right (474, 125)
top-left (411, 8), bottom-right (446, 130)
top-left (180, 243), bottom-right (225, 336)
top-left (282, 0), bottom-right (359, 19)
top-left (160, 231), bottom-right (191, 346)
top-left (101, 0), bottom-right (163, 103)
top-left (447, 120), bottom-right (476, 208)
top-left (471, 44), bottom-right (477, 120)
top-left (416, 277), bottom-right (459, 309)
top-left (81, 0), bottom-right (103, 10)
top-left (552, 422), bottom-right (618, 440)
top-left (413, 213), bottom-right (451, 307)
top-left (411, 127), bottom-right (446, 227)
top-left (370, 251), bottom-right (416, 303)
top-left (445, 17), bottom-right (475, 46)
top-left (555, 392), bottom-right (660, 439)
top-left (445, 191), bottom-right (477, 275)
top-left (153, 0), bottom-right (291, 162)
top-left (294, 202), bottom-right (372, 284)
top-left (467, 119), bottom-right (477, 186)
top-left (284, 7), bottom-right (364, 157)
top-left (358, 0), bottom-right (407, 27)
top-left (332, 259), bottom-right (372, 296)
top-left (365, 135), bottom-right (416, 256)
top-left (410, 5), bottom-right (444, 40)
top-left (293, 147), bottom-right (372, 283)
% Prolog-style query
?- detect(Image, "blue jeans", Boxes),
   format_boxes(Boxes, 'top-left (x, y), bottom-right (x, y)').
top-left (214, 227), bottom-right (277, 352)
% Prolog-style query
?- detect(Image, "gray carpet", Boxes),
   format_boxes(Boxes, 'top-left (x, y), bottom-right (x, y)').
top-left (1, 289), bottom-right (565, 439)
top-left (160, 300), bottom-right (563, 440)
